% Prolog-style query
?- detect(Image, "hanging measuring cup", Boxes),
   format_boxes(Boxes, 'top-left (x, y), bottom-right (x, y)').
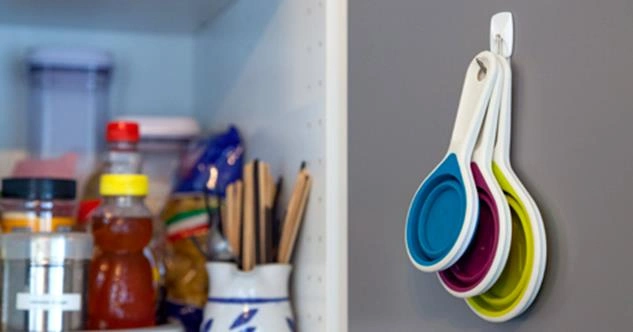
top-left (405, 51), bottom-right (500, 272)
top-left (466, 48), bottom-right (547, 322)
top-left (438, 53), bottom-right (512, 297)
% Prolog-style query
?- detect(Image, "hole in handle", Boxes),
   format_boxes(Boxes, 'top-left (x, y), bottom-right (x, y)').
top-left (476, 58), bottom-right (487, 81)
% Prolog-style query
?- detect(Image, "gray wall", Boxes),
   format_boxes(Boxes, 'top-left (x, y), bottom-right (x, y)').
top-left (349, 0), bottom-right (633, 330)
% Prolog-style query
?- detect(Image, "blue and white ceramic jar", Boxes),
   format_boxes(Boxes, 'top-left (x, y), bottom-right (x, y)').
top-left (201, 262), bottom-right (295, 332)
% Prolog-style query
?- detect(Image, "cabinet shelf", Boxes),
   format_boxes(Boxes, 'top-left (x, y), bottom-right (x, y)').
top-left (0, 0), bottom-right (232, 34)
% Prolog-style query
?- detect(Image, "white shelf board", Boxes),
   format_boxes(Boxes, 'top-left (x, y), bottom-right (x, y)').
top-left (0, 0), bottom-right (233, 34)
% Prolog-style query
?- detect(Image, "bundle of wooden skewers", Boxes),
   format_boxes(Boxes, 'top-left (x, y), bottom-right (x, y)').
top-left (221, 160), bottom-right (312, 271)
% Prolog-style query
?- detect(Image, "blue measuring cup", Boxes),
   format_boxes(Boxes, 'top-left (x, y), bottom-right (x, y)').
top-left (405, 51), bottom-right (500, 272)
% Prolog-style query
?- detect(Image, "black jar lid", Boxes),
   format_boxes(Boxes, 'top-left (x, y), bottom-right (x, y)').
top-left (1, 178), bottom-right (76, 200)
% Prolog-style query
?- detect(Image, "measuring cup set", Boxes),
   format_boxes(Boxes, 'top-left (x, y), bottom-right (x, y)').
top-left (405, 51), bottom-right (546, 322)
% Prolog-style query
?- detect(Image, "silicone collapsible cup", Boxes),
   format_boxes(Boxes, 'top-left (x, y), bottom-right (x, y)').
top-left (405, 51), bottom-right (500, 272)
top-left (438, 53), bottom-right (512, 298)
top-left (466, 55), bottom-right (547, 322)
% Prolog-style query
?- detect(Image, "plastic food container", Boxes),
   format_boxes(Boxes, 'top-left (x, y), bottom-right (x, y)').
top-left (116, 116), bottom-right (200, 214)
top-left (0, 232), bottom-right (93, 332)
top-left (0, 178), bottom-right (77, 232)
top-left (27, 47), bottom-right (113, 179)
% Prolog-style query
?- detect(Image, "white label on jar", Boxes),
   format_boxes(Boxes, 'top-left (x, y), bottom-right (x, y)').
top-left (16, 293), bottom-right (81, 311)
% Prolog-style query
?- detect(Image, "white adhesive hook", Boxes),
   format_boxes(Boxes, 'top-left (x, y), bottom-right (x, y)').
top-left (490, 12), bottom-right (513, 57)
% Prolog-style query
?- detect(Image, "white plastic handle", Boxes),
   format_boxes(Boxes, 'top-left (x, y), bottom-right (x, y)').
top-left (448, 51), bottom-right (499, 160)
top-left (493, 55), bottom-right (512, 164)
top-left (490, 12), bottom-right (514, 164)
top-left (472, 54), bottom-right (504, 164)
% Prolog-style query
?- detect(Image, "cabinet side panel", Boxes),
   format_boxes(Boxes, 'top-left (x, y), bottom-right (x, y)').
top-left (194, 0), bottom-right (346, 330)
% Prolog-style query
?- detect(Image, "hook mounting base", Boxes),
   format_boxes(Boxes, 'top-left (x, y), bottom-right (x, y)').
top-left (490, 12), bottom-right (513, 57)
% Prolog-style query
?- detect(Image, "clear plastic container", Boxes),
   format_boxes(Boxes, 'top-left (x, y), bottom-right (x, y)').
top-left (116, 116), bottom-right (200, 214)
top-left (27, 47), bottom-right (113, 177)
top-left (0, 178), bottom-right (77, 233)
top-left (0, 232), bottom-right (93, 332)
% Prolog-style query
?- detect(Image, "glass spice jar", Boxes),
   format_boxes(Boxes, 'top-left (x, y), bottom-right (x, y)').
top-left (0, 178), bottom-right (77, 233)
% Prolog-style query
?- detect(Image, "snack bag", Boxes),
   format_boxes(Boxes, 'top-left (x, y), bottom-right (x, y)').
top-left (163, 127), bottom-right (243, 331)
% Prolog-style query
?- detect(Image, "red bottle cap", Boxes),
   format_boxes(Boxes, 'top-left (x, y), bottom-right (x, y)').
top-left (106, 121), bottom-right (140, 142)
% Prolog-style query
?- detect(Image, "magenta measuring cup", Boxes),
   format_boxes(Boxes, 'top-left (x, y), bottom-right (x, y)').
top-left (438, 53), bottom-right (512, 297)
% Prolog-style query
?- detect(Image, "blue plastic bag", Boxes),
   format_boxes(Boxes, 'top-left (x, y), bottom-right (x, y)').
top-left (174, 126), bottom-right (244, 196)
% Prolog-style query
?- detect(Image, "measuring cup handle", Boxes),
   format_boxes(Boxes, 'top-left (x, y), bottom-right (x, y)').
top-left (493, 55), bottom-right (512, 164)
top-left (448, 51), bottom-right (499, 160)
top-left (473, 53), bottom-right (505, 164)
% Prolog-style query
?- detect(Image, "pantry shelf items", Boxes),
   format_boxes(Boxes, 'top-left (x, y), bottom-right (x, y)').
top-left (404, 12), bottom-right (547, 322)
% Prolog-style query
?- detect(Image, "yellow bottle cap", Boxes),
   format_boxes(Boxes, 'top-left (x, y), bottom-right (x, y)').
top-left (99, 174), bottom-right (148, 196)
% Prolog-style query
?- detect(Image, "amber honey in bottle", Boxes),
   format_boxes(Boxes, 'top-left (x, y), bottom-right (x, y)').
top-left (87, 174), bottom-right (155, 329)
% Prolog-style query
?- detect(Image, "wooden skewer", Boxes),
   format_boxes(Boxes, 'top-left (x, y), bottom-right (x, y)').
top-left (277, 172), bottom-right (304, 263)
top-left (264, 166), bottom-right (274, 263)
top-left (253, 160), bottom-right (261, 264)
top-left (233, 180), bottom-right (243, 257)
top-left (283, 172), bottom-right (311, 263)
top-left (220, 202), bottom-right (228, 241)
top-left (278, 169), bottom-right (309, 263)
top-left (242, 162), bottom-right (256, 271)
top-left (225, 183), bottom-right (235, 252)
top-left (271, 177), bottom-right (284, 259)
top-left (257, 162), bottom-right (271, 263)
top-left (268, 172), bottom-right (276, 206)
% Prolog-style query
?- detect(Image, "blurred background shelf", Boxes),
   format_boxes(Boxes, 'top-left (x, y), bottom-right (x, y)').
top-left (0, 0), bottom-right (233, 34)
